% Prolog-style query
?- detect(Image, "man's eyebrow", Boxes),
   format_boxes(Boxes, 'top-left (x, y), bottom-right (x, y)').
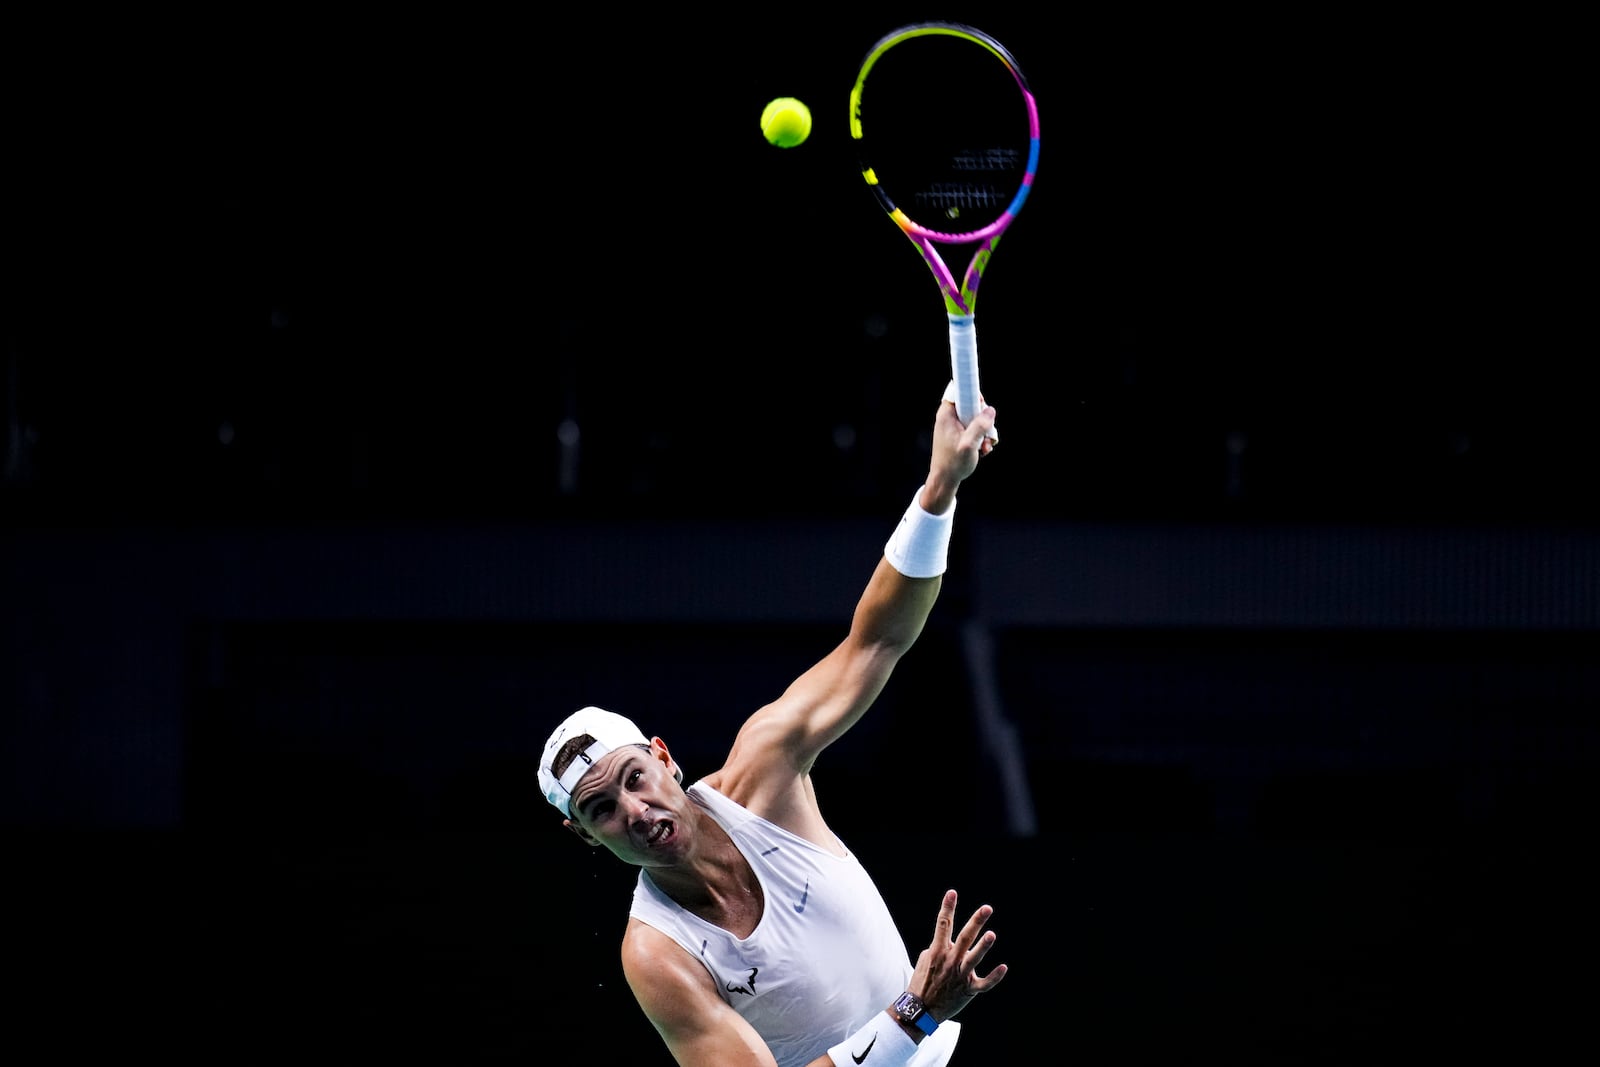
top-left (574, 752), bottom-right (639, 818)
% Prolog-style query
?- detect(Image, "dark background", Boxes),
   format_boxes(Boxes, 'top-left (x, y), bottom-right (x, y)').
top-left (4, 7), bottom-right (1594, 1064)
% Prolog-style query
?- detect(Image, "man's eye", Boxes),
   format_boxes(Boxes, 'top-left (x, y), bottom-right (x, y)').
top-left (629, 770), bottom-right (643, 785)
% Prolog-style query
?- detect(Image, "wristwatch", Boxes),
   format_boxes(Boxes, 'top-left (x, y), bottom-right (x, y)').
top-left (892, 991), bottom-right (939, 1036)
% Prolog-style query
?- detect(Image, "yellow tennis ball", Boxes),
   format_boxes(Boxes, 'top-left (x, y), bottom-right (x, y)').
top-left (760, 97), bottom-right (811, 148)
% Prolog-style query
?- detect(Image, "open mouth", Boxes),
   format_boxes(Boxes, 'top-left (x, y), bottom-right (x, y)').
top-left (646, 819), bottom-right (674, 846)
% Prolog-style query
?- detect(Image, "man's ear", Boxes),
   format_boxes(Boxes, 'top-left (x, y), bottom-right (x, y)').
top-left (649, 736), bottom-right (681, 783)
top-left (563, 818), bottom-right (600, 846)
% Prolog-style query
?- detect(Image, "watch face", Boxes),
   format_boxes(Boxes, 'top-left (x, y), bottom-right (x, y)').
top-left (894, 992), bottom-right (925, 1020)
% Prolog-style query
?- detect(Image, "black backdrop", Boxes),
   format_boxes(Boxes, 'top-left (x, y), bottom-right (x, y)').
top-left (5, 6), bottom-right (1595, 1064)
top-left (9, 6), bottom-right (1590, 527)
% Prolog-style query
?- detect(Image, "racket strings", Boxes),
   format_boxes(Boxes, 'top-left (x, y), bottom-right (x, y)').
top-left (855, 34), bottom-right (1033, 238)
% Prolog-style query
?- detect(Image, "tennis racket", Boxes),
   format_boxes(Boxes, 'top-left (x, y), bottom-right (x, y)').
top-left (849, 22), bottom-right (1040, 440)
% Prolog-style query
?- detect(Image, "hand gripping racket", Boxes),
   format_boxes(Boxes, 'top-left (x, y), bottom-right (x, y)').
top-left (849, 22), bottom-right (1040, 441)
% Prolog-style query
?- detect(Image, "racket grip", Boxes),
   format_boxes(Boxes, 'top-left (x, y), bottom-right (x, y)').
top-left (948, 313), bottom-right (980, 423)
top-left (947, 313), bottom-right (997, 444)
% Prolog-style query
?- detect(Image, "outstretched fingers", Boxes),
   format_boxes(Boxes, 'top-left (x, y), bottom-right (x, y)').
top-left (939, 889), bottom-right (1008, 986)
top-left (957, 900), bottom-right (1006, 988)
top-left (914, 888), bottom-right (1008, 1021)
top-left (933, 888), bottom-right (958, 938)
top-left (953, 901), bottom-right (994, 951)
top-left (968, 944), bottom-right (1008, 991)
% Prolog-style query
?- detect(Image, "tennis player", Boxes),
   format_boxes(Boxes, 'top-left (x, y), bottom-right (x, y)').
top-left (538, 387), bottom-right (1005, 1067)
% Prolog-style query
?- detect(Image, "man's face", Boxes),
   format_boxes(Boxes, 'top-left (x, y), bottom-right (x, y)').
top-left (566, 742), bottom-right (689, 865)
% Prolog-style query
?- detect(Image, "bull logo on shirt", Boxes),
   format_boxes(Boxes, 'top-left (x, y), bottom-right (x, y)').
top-left (726, 967), bottom-right (760, 996)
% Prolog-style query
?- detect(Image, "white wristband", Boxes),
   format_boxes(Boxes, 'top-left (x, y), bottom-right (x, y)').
top-left (828, 1010), bottom-right (918, 1067)
top-left (884, 486), bottom-right (955, 578)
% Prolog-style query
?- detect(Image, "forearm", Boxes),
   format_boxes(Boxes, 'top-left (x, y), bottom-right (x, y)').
top-left (864, 467), bottom-right (963, 649)
top-left (918, 471), bottom-right (961, 515)
top-left (852, 556), bottom-right (941, 652)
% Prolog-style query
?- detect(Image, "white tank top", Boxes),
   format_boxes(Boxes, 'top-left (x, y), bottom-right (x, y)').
top-left (629, 782), bottom-right (960, 1067)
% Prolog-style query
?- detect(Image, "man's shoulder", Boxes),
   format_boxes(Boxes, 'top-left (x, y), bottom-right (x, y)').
top-left (623, 912), bottom-right (691, 964)
top-left (620, 917), bottom-right (720, 1013)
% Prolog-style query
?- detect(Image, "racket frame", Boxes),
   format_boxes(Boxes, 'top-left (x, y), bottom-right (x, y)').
top-left (849, 22), bottom-right (1041, 428)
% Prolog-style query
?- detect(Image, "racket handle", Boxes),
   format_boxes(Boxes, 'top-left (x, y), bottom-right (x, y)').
top-left (947, 313), bottom-right (998, 444)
